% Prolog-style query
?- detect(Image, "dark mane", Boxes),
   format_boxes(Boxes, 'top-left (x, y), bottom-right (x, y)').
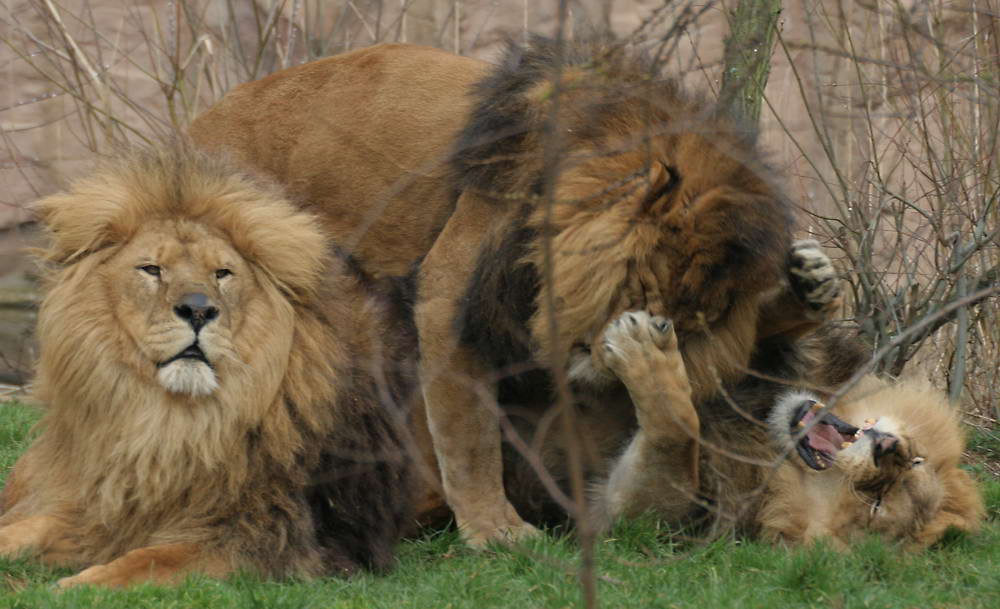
top-left (698, 326), bottom-right (870, 426)
top-left (307, 247), bottom-right (420, 573)
top-left (449, 36), bottom-right (669, 198)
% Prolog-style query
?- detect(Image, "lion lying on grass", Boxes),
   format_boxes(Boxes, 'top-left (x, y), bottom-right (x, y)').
top-left (192, 39), bottom-right (798, 546)
top-left (0, 145), bottom-right (416, 587)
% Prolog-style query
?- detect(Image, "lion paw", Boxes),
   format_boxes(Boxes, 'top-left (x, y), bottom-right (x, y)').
top-left (600, 311), bottom-right (694, 442)
top-left (788, 240), bottom-right (840, 312)
top-left (461, 516), bottom-right (541, 549)
top-left (599, 311), bottom-right (677, 380)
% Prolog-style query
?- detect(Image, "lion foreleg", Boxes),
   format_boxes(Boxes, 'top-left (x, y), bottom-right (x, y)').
top-left (595, 312), bottom-right (701, 524)
top-left (56, 543), bottom-right (229, 588)
top-left (416, 192), bottom-right (538, 547)
top-left (419, 337), bottom-right (539, 547)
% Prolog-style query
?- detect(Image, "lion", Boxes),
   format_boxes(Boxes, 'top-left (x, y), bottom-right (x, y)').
top-left (0, 144), bottom-right (417, 587)
top-left (436, 241), bottom-right (984, 548)
top-left (191, 39), bottom-right (799, 546)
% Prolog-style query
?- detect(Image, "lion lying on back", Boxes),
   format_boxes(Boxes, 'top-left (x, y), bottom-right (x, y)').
top-left (0, 145), bottom-right (415, 587)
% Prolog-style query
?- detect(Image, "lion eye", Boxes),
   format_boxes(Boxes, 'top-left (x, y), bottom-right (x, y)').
top-left (138, 265), bottom-right (161, 277)
top-left (911, 456), bottom-right (926, 467)
top-left (215, 268), bottom-right (233, 279)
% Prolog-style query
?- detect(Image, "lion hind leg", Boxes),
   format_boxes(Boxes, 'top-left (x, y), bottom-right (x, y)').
top-left (596, 311), bottom-right (701, 524)
top-left (56, 543), bottom-right (230, 588)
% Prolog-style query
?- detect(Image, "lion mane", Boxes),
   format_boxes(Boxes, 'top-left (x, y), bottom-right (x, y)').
top-left (452, 37), bottom-right (794, 402)
top-left (0, 144), bottom-right (415, 585)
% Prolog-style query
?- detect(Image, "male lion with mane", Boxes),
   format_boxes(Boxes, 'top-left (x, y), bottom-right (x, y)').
top-left (192, 39), bottom-right (982, 548)
top-left (0, 144), bottom-right (416, 587)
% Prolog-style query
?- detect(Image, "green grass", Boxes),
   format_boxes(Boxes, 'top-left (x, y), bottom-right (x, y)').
top-left (0, 398), bottom-right (998, 608)
top-left (968, 427), bottom-right (1000, 467)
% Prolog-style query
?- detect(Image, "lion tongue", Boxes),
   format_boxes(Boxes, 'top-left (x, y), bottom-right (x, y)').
top-left (807, 423), bottom-right (843, 454)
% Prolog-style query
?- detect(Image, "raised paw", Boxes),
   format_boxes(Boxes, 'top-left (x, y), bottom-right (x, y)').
top-left (788, 239), bottom-right (840, 311)
top-left (600, 311), bottom-right (695, 444)
top-left (599, 311), bottom-right (677, 379)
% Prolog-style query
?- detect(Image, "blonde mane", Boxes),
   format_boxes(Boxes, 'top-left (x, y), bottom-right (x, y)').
top-left (1, 144), bottom-right (410, 578)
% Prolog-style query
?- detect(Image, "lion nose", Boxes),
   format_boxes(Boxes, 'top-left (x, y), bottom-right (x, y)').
top-left (871, 431), bottom-right (899, 467)
top-left (174, 293), bottom-right (219, 332)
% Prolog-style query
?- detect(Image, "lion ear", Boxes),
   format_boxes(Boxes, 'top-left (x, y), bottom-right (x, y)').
top-left (640, 162), bottom-right (680, 215)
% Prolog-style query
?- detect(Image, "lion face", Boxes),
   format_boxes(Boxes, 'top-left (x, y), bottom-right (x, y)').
top-left (33, 146), bottom-right (326, 416)
top-left (109, 220), bottom-right (261, 397)
top-left (767, 384), bottom-right (984, 547)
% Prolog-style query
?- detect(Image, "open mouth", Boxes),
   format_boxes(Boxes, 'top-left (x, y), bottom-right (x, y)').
top-left (790, 400), bottom-right (864, 470)
top-left (158, 343), bottom-right (210, 368)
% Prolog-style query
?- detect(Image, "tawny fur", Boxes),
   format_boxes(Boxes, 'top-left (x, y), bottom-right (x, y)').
top-left (0, 144), bottom-right (415, 586)
top-left (437, 38), bottom-right (793, 543)
top-left (691, 375), bottom-right (983, 548)
top-left (750, 378), bottom-right (983, 547)
top-left (453, 38), bottom-right (793, 399)
top-left (192, 41), bottom-right (972, 551)
top-left (190, 43), bottom-right (488, 278)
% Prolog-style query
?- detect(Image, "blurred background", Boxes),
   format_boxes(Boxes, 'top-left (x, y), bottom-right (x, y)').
top-left (0, 1), bottom-right (997, 461)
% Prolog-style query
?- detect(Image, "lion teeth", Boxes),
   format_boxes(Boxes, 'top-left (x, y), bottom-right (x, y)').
top-left (810, 402), bottom-right (823, 413)
top-left (841, 441), bottom-right (851, 449)
top-left (798, 421), bottom-right (807, 428)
